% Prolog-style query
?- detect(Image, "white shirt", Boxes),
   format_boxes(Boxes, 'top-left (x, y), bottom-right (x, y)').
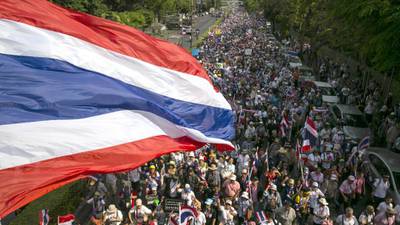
top-left (313, 205), bottom-right (330, 224)
top-left (196, 212), bottom-right (206, 225)
top-left (104, 210), bottom-right (123, 225)
top-left (373, 178), bottom-right (390, 198)
top-left (336, 215), bottom-right (359, 225)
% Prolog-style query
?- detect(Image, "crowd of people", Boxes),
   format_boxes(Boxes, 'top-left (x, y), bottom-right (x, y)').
top-left (74, 9), bottom-right (400, 225)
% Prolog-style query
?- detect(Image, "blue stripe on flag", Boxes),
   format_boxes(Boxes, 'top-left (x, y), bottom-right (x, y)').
top-left (0, 53), bottom-right (234, 140)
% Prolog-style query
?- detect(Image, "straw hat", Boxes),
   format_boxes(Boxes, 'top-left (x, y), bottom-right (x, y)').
top-left (241, 192), bottom-right (249, 199)
top-left (387, 207), bottom-right (396, 214)
top-left (107, 204), bottom-right (117, 213)
top-left (209, 164), bottom-right (217, 170)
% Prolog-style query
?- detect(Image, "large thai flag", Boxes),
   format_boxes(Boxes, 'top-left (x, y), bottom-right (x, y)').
top-left (0, 0), bottom-right (234, 218)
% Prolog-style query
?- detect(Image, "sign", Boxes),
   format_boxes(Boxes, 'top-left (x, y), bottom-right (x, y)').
top-left (245, 48), bottom-right (252, 56)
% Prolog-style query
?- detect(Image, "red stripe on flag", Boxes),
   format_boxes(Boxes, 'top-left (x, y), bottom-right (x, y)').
top-left (58, 214), bottom-right (74, 223)
top-left (0, 136), bottom-right (210, 218)
top-left (0, 0), bottom-right (210, 82)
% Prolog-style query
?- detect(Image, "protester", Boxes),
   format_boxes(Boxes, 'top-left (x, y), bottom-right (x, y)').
top-left (68, 8), bottom-right (400, 225)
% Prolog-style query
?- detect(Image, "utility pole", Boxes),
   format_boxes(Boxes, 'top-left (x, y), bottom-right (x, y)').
top-left (190, 0), bottom-right (194, 48)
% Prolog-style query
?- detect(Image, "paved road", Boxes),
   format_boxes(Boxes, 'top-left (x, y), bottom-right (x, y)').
top-left (181, 14), bottom-right (218, 49)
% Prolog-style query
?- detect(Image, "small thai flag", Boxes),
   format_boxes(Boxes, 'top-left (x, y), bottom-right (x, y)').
top-left (256, 211), bottom-right (267, 223)
top-left (39, 209), bottom-right (50, 225)
top-left (358, 136), bottom-right (370, 150)
top-left (58, 214), bottom-right (74, 225)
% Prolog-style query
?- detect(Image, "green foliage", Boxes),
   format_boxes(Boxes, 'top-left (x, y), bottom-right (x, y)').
top-left (253, 0), bottom-right (400, 76)
top-left (115, 10), bottom-right (146, 28)
top-left (9, 181), bottom-right (85, 225)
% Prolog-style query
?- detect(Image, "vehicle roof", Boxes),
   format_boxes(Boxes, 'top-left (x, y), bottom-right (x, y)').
top-left (313, 81), bottom-right (332, 88)
top-left (335, 104), bottom-right (363, 115)
top-left (365, 147), bottom-right (400, 172)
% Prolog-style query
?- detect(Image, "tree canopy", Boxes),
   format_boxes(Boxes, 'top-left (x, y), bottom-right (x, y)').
top-left (244, 0), bottom-right (400, 77)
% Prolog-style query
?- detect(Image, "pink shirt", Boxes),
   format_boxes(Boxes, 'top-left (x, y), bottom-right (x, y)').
top-left (374, 212), bottom-right (395, 225)
top-left (355, 177), bottom-right (365, 194)
top-left (223, 180), bottom-right (241, 197)
top-left (339, 180), bottom-right (356, 195)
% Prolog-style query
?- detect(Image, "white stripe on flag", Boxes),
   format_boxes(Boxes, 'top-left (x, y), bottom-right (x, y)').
top-left (0, 110), bottom-right (233, 169)
top-left (0, 19), bottom-right (231, 110)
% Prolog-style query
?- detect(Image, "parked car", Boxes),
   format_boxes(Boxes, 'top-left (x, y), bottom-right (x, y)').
top-left (312, 81), bottom-right (339, 104)
top-left (298, 65), bottom-right (316, 81)
top-left (181, 25), bottom-right (192, 35)
top-left (362, 147), bottom-right (400, 204)
top-left (288, 55), bottom-right (303, 68)
top-left (329, 104), bottom-right (371, 141)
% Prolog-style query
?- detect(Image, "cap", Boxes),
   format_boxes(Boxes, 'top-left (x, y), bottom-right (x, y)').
top-left (348, 175), bottom-right (355, 181)
top-left (270, 184), bottom-right (277, 191)
top-left (188, 152), bottom-right (195, 157)
top-left (185, 184), bottom-right (190, 189)
top-left (288, 179), bottom-right (295, 185)
top-left (230, 174), bottom-right (237, 181)
top-left (225, 200), bottom-right (232, 205)
top-left (149, 165), bottom-right (156, 169)
top-left (205, 198), bottom-right (213, 205)
top-left (312, 182), bottom-right (319, 188)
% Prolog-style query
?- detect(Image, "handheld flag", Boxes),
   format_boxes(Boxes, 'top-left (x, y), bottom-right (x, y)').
top-left (58, 214), bottom-right (75, 225)
top-left (39, 209), bottom-right (50, 225)
top-left (358, 136), bottom-right (370, 150)
top-left (179, 205), bottom-right (198, 225)
top-left (255, 211), bottom-right (267, 223)
top-left (0, 0), bottom-right (234, 218)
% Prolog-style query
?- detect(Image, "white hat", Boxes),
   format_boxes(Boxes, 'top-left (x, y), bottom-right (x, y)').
top-left (270, 184), bottom-right (277, 191)
top-left (225, 200), bottom-right (232, 205)
top-left (230, 174), bottom-right (237, 181)
top-left (135, 199), bottom-right (142, 206)
top-left (185, 184), bottom-right (191, 189)
top-left (107, 204), bottom-right (117, 213)
top-left (348, 175), bottom-right (355, 181)
top-left (188, 152), bottom-right (195, 157)
top-left (312, 182), bottom-right (319, 188)
top-left (241, 192), bottom-right (249, 199)
top-left (330, 174), bottom-right (338, 180)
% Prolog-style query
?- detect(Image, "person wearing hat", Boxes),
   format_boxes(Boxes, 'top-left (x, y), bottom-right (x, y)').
top-left (335, 207), bottom-right (358, 225)
top-left (206, 163), bottom-right (221, 189)
top-left (339, 175), bottom-right (357, 207)
top-left (309, 182), bottom-right (325, 210)
top-left (128, 199), bottom-right (152, 225)
top-left (374, 207), bottom-right (396, 225)
top-left (312, 198), bottom-right (330, 225)
top-left (261, 184), bottom-right (282, 215)
top-left (377, 196), bottom-right (394, 215)
top-left (103, 204), bottom-right (123, 225)
top-left (238, 192), bottom-right (252, 224)
top-left (181, 184), bottom-right (196, 206)
top-left (359, 205), bottom-right (375, 225)
top-left (218, 199), bottom-right (237, 225)
top-left (204, 198), bottom-right (217, 225)
top-left (222, 174), bottom-right (241, 199)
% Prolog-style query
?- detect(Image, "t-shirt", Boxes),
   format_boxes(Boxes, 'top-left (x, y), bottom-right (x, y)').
top-left (336, 215), bottom-right (358, 225)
